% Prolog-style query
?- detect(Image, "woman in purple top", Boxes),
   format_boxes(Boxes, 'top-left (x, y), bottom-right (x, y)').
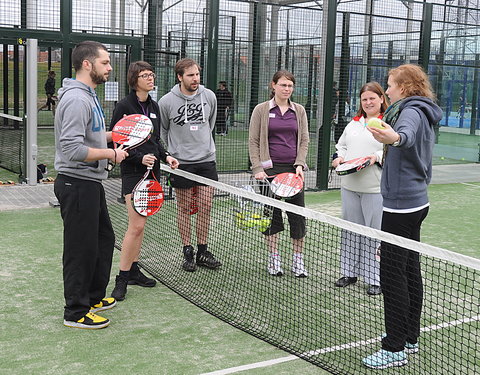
top-left (248, 70), bottom-right (310, 277)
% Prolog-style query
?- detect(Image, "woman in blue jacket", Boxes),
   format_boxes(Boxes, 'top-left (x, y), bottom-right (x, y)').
top-left (363, 64), bottom-right (442, 369)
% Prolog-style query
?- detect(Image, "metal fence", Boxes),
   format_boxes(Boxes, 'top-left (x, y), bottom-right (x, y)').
top-left (0, 0), bottom-right (479, 188)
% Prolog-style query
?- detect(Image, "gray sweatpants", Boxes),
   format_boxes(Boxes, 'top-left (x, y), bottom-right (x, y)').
top-left (339, 187), bottom-right (382, 286)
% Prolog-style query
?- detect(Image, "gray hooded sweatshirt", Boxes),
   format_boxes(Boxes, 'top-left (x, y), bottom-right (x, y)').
top-left (54, 78), bottom-right (108, 182)
top-left (382, 96), bottom-right (443, 209)
top-left (158, 84), bottom-right (217, 164)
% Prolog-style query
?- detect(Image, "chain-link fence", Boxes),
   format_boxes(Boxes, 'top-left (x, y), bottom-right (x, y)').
top-left (1, 0), bottom-right (479, 187)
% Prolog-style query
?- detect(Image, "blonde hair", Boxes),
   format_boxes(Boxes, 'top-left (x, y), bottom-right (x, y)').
top-left (389, 64), bottom-right (435, 100)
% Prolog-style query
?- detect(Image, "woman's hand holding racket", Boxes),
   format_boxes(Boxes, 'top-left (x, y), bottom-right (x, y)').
top-left (295, 165), bottom-right (305, 181)
top-left (254, 171), bottom-right (269, 180)
top-left (332, 156), bottom-right (344, 169)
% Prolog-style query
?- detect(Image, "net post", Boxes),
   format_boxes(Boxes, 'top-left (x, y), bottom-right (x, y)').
top-left (25, 38), bottom-right (38, 186)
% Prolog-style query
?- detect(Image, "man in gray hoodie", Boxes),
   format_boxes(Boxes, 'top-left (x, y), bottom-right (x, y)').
top-left (158, 58), bottom-right (221, 272)
top-left (54, 41), bottom-right (128, 329)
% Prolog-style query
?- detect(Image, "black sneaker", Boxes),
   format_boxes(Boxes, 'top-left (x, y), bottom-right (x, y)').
top-left (111, 275), bottom-right (128, 301)
top-left (196, 251), bottom-right (222, 269)
top-left (182, 245), bottom-right (197, 272)
top-left (128, 269), bottom-right (156, 287)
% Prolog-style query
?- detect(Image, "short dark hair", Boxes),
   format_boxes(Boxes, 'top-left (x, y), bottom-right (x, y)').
top-left (71, 41), bottom-right (108, 72)
top-left (127, 61), bottom-right (154, 90)
top-left (175, 58), bottom-right (201, 78)
top-left (219, 81), bottom-right (227, 86)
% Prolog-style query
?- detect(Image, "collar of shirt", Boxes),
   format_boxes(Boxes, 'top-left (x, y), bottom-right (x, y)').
top-left (269, 98), bottom-right (296, 112)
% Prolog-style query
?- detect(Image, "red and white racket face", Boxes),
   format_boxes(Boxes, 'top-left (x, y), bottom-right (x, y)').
top-left (335, 157), bottom-right (371, 176)
top-left (112, 114), bottom-right (153, 150)
top-left (132, 179), bottom-right (164, 217)
top-left (270, 172), bottom-right (303, 198)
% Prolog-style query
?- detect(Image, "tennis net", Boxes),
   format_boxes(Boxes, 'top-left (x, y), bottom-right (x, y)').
top-left (104, 164), bottom-right (479, 374)
top-left (0, 113), bottom-right (24, 175)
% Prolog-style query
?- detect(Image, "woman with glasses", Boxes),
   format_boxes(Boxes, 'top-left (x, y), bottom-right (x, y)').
top-left (249, 70), bottom-right (310, 277)
top-left (109, 61), bottom-right (179, 301)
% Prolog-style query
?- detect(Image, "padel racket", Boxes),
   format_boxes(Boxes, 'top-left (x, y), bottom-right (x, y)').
top-left (335, 157), bottom-right (371, 176)
top-left (190, 186), bottom-right (199, 215)
top-left (269, 172), bottom-right (304, 198)
top-left (107, 114), bottom-right (153, 171)
top-left (131, 166), bottom-right (164, 217)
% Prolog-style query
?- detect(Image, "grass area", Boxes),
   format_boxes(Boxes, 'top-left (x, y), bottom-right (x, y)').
top-left (0, 207), bottom-right (329, 375)
top-left (0, 181), bottom-right (478, 374)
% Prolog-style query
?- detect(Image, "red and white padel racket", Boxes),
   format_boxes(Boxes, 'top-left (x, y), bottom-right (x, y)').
top-left (107, 114), bottom-right (153, 171)
top-left (335, 157), bottom-right (371, 176)
top-left (269, 172), bottom-right (304, 198)
top-left (131, 166), bottom-right (164, 217)
top-left (190, 186), bottom-right (199, 215)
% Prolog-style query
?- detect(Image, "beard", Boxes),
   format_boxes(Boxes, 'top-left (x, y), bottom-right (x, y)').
top-left (90, 65), bottom-right (108, 85)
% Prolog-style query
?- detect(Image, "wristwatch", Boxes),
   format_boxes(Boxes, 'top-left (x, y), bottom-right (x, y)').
top-left (392, 133), bottom-right (401, 147)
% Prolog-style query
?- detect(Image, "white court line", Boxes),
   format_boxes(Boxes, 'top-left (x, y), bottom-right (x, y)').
top-left (460, 182), bottom-right (480, 188)
top-left (200, 315), bottom-right (480, 375)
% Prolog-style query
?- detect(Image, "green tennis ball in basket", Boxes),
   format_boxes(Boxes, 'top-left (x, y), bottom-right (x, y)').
top-left (367, 118), bottom-right (385, 129)
top-left (257, 218), bottom-right (271, 232)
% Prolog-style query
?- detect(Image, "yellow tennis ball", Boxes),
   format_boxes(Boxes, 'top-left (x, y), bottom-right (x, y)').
top-left (440, 157), bottom-right (445, 160)
top-left (367, 118), bottom-right (385, 129)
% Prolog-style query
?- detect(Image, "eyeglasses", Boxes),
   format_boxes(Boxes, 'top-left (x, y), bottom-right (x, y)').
top-left (277, 83), bottom-right (294, 89)
top-left (138, 73), bottom-right (156, 80)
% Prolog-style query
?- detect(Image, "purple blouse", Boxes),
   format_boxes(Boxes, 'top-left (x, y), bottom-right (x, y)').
top-left (268, 104), bottom-right (298, 164)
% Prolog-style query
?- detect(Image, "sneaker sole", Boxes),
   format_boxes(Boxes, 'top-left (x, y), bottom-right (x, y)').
top-left (128, 280), bottom-right (157, 287)
top-left (197, 263), bottom-right (221, 269)
top-left (405, 347), bottom-right (419, 354)
top-left (268, 271), bottom-right (283, 276)
top-left (63, 319), bottom-right (110, 329)
top-left (111, 293), bottom-right (125, 301)
top-left (90, 300), bottom-right (117, 313)
top-left (294, 272), bottom-right (308, 278)
top-left (364, 359), bottom-right (408, 369)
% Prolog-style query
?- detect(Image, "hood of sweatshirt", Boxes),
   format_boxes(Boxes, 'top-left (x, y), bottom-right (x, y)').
top-left (400, 96), bottom-right (443, 126)
top-left (169, 84), bottom-right (207, 124)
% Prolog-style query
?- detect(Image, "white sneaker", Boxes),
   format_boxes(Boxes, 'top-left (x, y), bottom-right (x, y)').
top-left (292, 253), bottom-right (308, 277)
top-left (267, 254), bottom-right (283, 276)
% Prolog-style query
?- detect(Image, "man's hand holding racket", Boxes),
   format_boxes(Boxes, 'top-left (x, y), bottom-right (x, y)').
top-left (112, 145), bottom-right (128, 164)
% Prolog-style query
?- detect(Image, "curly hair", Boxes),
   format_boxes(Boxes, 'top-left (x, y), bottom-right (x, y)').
top-left (388, 64), bottom-right (435, 100)
top-left (355, 81), bottom-right (389, 118)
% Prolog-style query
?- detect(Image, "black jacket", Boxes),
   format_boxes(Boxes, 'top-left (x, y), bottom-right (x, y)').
top-left (109, 90), bottom-right (169, 175)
